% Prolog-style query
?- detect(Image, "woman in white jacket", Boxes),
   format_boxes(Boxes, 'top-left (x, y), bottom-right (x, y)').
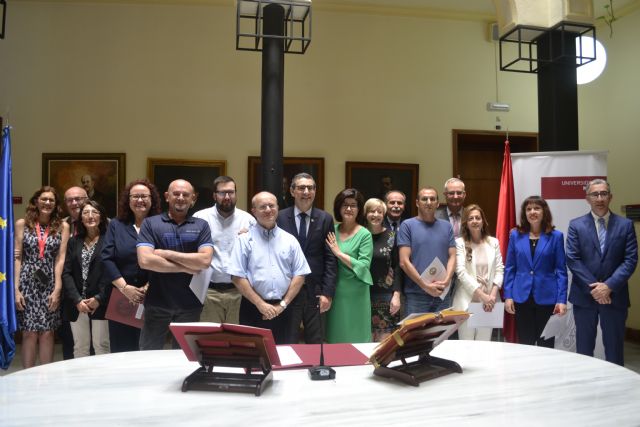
top-left (453, 204), bottom-right (504, 341)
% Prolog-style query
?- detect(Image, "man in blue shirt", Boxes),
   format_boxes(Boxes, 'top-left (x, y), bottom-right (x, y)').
top-left (228, 192), bottom-right (311, 344)
top-left (137, 179), bottom-right (214, 350)
top-left (398, 187), bottom-right (456, 315)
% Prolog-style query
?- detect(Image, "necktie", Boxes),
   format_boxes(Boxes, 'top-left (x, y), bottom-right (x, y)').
top-left (298, 212), bottom-right (307, 246)
top-left (452, 214), bottom-right (460, 237)
top-left (598, 217), bottom-right (606, 252)
top-left (391, 221), bottom-right (398, 232)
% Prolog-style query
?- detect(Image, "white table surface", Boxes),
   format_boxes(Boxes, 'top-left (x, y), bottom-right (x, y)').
top-left (1, 340), bottom-right (639, 426)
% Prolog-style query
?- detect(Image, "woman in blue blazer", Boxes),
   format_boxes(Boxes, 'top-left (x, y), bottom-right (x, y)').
top-left (504, 196), bottom-right (568, 347)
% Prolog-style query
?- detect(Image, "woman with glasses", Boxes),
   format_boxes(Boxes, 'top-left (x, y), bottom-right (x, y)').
top-left (62, 200), bottom-right (110, 357)
top-left (14, 186), bottom-right (70, 368)
top-left (100, 179), bottom-right (161, 352)
top-left (453, 204), bottom-right (504, 340)
top-left (325, 188), bottom-right (373, 343)
top-left (504, 196), bottom-right (568, 347)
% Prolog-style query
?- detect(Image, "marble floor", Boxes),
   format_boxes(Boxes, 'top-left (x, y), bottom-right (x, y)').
top-left (3, 339), bottom-right (640, 376)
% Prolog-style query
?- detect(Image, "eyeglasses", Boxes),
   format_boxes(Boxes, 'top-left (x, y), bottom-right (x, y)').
top-left (65, 196), bottom-right (88, 203)
top-left (341, 204), bottom-right (358, 210)
top-left (588, 191), bottom-right (610, 199)
top-left (81, 210), bottom-right (101, 217)
top-left (215, 190), bottom-right (236, 197)
top-left (129, 194), bottom-right (151, 201)
top-left (294, 185), bottom-right (315, 192)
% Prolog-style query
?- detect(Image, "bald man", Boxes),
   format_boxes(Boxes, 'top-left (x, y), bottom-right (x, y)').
top-left (137, 179), bottom-right (214, 350)
top-left (227, 192), bottom-right (310, 344)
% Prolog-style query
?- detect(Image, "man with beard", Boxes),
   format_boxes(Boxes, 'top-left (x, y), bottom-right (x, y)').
top-left (228, 192), bottom-right (310, 344)
top-left (137, 179), bottom-right (214, 350)
top-left (193, 176), bottom-right (256, 324)
top-left (383, 190), bottom-right (406, 233)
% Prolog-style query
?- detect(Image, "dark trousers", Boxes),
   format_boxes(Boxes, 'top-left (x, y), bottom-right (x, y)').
top-left (573, 304), bottom-right (627, 366)
top-left (59, 320), bottom-right (75, 360)
top-left (239, 297), bottom-right (292, 345)
top-left (514, 296), bottom-right (555, 348)
top-left (109, 320), bottom-right (141, 353)
top-left (287, 284), bottom-right (323, 344)
top-left (139, 305), bottom-right (203, 350)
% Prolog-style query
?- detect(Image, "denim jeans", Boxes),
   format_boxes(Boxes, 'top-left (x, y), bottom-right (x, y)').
top-left (139, 305), bottom-right (203, 350)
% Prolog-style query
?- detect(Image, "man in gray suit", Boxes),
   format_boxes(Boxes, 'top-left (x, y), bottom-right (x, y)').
top-left (435, 178), bottom-right (466, 239)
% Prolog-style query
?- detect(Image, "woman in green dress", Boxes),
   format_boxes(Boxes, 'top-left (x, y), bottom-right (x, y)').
top-left (325, 188), bottom-right (373, 343)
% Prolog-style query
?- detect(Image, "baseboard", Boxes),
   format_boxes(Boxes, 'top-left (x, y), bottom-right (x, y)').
top-left (626, 327), bottom-right (640, 343)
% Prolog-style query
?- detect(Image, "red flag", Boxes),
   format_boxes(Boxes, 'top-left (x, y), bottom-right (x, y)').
top-left (496, 140), bottom-right (518, 343)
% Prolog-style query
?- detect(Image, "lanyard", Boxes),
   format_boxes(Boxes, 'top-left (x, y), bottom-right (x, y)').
top-left (35, 222), bottom-right (50, 260)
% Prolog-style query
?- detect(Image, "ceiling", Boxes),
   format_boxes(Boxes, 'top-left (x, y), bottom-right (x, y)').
top-left (314, 0), bottom-right (640, 22)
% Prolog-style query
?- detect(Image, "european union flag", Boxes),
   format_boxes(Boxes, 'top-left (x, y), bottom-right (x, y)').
top-left (1, 126), bottom-right (17, 370)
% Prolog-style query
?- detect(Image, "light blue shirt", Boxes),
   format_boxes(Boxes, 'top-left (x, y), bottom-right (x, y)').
top-left (226, 223), bottom-right (311, 300)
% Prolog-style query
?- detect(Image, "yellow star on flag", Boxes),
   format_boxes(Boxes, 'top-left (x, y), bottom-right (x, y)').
top-left (0, 216), bottom-right (6, 229)
top-left (0, 271), bottom-right (6, 283)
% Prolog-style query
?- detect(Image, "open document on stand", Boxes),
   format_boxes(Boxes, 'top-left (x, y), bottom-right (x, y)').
top-left (420, 257), bottom-right (449, 300)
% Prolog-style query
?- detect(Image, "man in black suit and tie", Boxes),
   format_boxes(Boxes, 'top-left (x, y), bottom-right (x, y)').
top-left (566, 179), bottom-right (638, 365)
top-left (383, 190), bottom-right (406, 233)
top-left (276, 173), bottom-right (337, 343)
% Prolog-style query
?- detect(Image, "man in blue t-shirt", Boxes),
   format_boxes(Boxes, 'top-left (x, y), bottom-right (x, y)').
top-left (137, 179), bottom-right (214, 350)
top-left (397, 187), bottom-right (456, 315)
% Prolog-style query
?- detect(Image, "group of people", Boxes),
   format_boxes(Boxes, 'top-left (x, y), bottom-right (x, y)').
top-left (13, 174), bottom-right (636, 369)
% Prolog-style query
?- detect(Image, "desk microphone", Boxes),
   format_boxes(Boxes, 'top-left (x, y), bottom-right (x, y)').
top-left (308, 295), bottom-right (336, 380)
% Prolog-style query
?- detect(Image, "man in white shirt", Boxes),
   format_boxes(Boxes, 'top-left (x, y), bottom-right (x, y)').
top-left (193, 176), bottom-right (256, 324)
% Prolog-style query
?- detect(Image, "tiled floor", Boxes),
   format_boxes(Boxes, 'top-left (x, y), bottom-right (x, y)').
top-left (3, 340), bottom-right (640, 376)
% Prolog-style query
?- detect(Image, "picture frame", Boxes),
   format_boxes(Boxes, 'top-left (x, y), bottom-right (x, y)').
top-left (247, 157), bottom-right (325, 210)
top-left (42, 153), bottom-right (126, 218)
top-left (345, 161), bottom-right (419, 218)
top-left (147, 158), bottom-right (227, 213)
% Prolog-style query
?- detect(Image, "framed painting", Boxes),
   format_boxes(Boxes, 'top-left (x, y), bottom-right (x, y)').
top-left (247, 157), bottom-right (325, 210)
top-left (345, 161), bottom-right (419, 218)
top-left (42, 153), bottom-right (126, 218)
top-left (147, 158), bottom-right (227, 213)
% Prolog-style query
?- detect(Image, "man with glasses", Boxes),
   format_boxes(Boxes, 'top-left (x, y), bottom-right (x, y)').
top-left (435, 178), bottom-right (466, 239)
top-left (398, 187), bottom-right (456, 315)
top-left (277, 173), bottom-right (337, 343)
top-left (58, 186), bottom-right (89, 359)
top-left (193, 176), bottom-right (256, 324)
top-left (566, 179), bottom-right (637, 365)
top-left (228, 192), bottom-right (310, 344)
top-left (136, 179), bottom-right (214, 350)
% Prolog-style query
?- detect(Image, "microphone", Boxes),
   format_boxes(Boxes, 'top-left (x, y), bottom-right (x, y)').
top-left (308, 295), bottom-right (335, 380)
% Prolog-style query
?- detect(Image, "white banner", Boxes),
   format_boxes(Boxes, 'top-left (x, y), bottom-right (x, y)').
top-left (511, 150), bottom-right (608, 356)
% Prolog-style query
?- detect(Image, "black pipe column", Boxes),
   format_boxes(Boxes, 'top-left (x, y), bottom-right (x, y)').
top-left (537, 30), bottom-right (579, 151)
top-left (260, 4), bottom-right (285, 198)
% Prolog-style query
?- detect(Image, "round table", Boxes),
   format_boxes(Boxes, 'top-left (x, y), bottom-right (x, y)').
top-left (1, 340), bottom-right (639, 426)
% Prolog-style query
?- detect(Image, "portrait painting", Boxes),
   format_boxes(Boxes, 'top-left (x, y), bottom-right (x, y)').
top-left (147, 158), bottom-right (227, 213)
top-left (42, 153), bottom-right (125, 218)
top-left (345, 161), bottom-right (419, 218)
top-left (247, 157), bottom-right (325, 210)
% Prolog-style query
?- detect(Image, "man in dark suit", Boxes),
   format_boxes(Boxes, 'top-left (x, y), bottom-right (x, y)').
top-left (566, 179), bottom-right (638, 366)
top-left (276, 173), bottom-right (337, 343)
top-left (435, 177), bottom-right (466, 239)
top-left (383, 190), bottom-right (406, 233)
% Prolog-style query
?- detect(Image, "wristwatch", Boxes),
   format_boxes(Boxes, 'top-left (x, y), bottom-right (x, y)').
top-left (279, 300), bottom-right (288, 310)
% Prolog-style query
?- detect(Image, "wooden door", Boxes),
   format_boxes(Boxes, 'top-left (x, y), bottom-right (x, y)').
top-left (453, 130), bottom-right (538, 235)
